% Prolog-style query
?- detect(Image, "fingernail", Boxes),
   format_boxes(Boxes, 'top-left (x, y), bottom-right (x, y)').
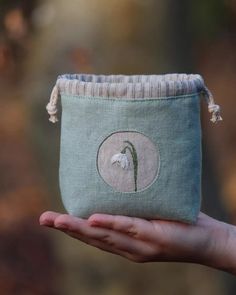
top-left (89, 220), bottom-right (100, 226)
top-left (39, 219), bottom-right (52, 227)
top-left (55, 223), bottom-right (67, 230)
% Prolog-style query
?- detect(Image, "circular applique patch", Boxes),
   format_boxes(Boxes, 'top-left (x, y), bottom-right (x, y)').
top-left (97, 131), bottom-right (160, 193)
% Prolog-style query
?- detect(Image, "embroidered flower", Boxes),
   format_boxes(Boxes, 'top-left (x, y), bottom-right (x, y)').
top-left (111, 152), bottom-right (130, 170)
top-left (110, 140), bottom-right (138, 192)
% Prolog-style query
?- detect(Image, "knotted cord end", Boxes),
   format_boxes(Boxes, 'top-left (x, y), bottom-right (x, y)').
top-left (202, 86), bottom-right (223, 124)
top-left (46, 84), bottom-right (59, 123)
top-left (208, 103), bottom-right (223, 124)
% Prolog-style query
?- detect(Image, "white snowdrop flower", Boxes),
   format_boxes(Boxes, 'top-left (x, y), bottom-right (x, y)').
top-left (111, 153), bottom-right (130, 170)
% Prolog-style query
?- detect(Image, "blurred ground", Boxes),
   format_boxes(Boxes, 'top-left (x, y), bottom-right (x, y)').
top-left (0, 0), bottom-right (236, 294)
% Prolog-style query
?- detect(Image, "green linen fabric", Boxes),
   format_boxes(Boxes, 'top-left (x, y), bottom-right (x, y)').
top-left (46, 74), bottom-right (222, 224)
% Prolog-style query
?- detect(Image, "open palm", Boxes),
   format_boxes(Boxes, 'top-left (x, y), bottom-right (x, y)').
top-left (39, 211), bottom-right (229, 269)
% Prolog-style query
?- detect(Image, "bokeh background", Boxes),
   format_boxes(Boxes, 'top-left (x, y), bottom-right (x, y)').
top-left (0, 0), bottom-right (236, 294)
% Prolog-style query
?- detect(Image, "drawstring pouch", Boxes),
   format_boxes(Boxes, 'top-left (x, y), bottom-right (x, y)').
top-left (46, 73), bottom-right (222, 224)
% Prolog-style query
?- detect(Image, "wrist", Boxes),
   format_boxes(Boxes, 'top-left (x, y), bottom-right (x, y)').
top-left (203, 218), bottom-right (236, 275)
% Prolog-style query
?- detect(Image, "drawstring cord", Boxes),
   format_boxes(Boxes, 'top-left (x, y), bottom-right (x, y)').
top-left (202, 86), bottom-right (223, 123)
top-left (46, 84), bottom-right (59, 123)
top-left (46, 80), bottom-right (223, 124)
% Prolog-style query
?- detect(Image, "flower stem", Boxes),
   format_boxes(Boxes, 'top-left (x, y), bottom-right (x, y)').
top-left (123, 140), bottom-right (138, 192)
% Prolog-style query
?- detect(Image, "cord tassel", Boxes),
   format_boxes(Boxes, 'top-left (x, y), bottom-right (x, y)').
top-left (203, 86), bottom-right (223, 123)
top-left (46, 84), bottom-right (59, 123)
top-left (208, 103), bottom-right (222, 123)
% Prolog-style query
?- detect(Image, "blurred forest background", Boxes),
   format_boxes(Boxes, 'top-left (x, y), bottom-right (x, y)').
top-left (0, 0), bottom-right (236, 294)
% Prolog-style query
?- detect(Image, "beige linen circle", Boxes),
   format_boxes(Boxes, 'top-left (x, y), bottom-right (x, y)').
top-left (97, 131), bottom-right (160, 193)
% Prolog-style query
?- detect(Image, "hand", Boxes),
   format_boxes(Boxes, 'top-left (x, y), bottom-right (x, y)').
top-left (39, 211), bottom-right (236, 275)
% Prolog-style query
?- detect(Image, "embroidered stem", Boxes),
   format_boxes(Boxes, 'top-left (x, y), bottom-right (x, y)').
top-left (123, 140), bottom-right (138, 192)
top-left (202, 86), bottom-right (222, 123)
top-left (46, 84), bottom-right (59, 123)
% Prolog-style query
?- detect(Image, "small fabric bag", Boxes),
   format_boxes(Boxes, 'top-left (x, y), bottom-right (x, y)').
top-left (46, 73), bottom-right (222, 224)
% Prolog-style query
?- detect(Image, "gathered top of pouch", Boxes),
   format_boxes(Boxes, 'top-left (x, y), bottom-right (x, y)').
top-left (46, 73), bottom-right (222, 124)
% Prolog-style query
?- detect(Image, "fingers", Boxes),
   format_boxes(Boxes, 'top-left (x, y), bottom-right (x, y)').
top-left (53, 214), bottom-right (146, 254)
top-left (39, 211), bottom-right (61, 227)
top-left (88, 214), bottom-right (153, 240)
top-left (64, 230), bottom-right (136, 261)
top-left (39, 212), bottom-right (152, 260)
top-left (40, 212), bottom-right (154, 241)
top-left (54, 214), bottom-right (111, 240)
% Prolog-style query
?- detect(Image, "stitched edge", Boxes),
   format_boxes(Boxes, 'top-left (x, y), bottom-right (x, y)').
top-left (61, 91), bottom-right (201, 102)
top-left (95, 130), bottom-right (161, 195)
